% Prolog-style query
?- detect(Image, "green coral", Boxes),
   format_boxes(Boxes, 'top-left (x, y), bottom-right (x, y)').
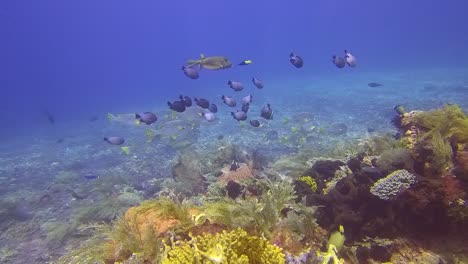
top-left (298, 176), bottom-right (317, 192)
top-left (201, 180), bottom-right (297, 237)
top-left (162, 228), bottom-right (285, 264)
top-left (409, 104), bottom-right (468, 174)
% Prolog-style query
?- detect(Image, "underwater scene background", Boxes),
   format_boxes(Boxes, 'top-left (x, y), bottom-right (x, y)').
top-left (1, 0), bottom-right (468, 263)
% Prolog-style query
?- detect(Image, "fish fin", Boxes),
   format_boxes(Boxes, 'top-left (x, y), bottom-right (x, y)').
top-left (228, 80), bottom-right (232, 85)
top-left (135, 113), bottom-right (141, 119)
top-left (167, 101), bottom-right (172, 107)
top-left (103, 137), bottom-right (108, 142)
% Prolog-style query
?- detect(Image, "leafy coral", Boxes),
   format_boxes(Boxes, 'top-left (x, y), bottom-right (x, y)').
top-left (405, 104), bottom-right (468, 175)
top-left (162, 228), bottom-right (285, 264)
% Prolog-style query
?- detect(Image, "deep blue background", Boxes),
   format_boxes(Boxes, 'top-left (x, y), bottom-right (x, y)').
top-left (1, 0), bottom-right (468, 138)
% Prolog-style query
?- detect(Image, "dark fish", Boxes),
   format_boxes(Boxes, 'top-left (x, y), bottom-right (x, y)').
top-left (209, 103), bottom-right (218, 113)
top-left (241, 103), bottom-right (250, 113)
top-left (231, 110), bottom-right (247, 121)
top-left (228, 80), bottom-right (244, 91)
top-left (368, 82), bottom-right (383, 88)
top-left (290, 53), bottom-right (303, 68)
top-left (182, 65), bottom-right (199, 79)
top-left (252, 77), bottom-right (264, 89)
top-left (179, 95), bottom-right (193, 107)
top-left (230, 160), bottom-right (239, 171)
top-left (83, 175), bottom-right (99, 180)
top-left (222, 95), bottom-right (236, 107)
top-left (43, 109), bottom-right (55, 124)
top-left (202, 112), bottom-right (216, 122)
top-left (167, 100), bottom-right (186, 112)
top-left (250, 120), bottom-right (260, 127)
top-left (242, 94), bottom-right (253, 105)
top-left (104, 136), bottom-right (125, 145)
top-left (194, 98), bottom-right (210, 109)
top-left (260, 104), bottom-right (273, 120)
top-left (332, 55), bottom-right (346, 68)
top-left (135, 112), bottom-right (157, 125)
top-left (344, 50), bottom-right (357, 67)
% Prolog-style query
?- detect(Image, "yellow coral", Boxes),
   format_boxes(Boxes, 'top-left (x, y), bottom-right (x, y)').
top-left (163, 228), bottom-right (285, 264)
top-left (298, 176), bottom-right (317, 192)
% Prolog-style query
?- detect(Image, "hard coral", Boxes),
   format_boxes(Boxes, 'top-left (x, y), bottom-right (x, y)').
top-left (370, 169), bottom-right (417, 200)
top-left (162, 228), bottom-right (285, 264)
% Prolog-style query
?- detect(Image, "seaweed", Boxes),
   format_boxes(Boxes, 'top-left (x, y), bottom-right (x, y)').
top-left (410, 105), bottom-right (468, 175)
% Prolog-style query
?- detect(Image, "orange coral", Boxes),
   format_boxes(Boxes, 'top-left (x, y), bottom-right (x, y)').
top-left (124, 207), bottom-right (180, 239)
top-left (218, 163), bottom-right (253, 184)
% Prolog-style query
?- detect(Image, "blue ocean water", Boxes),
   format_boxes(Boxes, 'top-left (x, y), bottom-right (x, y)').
top-left (1, 0), bottom-right (468, 263)
top-left (2, 0), bottom-right (468, 140)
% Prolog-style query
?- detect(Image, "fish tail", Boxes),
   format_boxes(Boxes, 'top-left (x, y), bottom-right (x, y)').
top-left (187, 60), bottom-right (200, 66)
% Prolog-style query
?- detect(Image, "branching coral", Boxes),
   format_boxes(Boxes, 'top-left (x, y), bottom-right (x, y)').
top-left (162, 228), bottom-right (285, 264)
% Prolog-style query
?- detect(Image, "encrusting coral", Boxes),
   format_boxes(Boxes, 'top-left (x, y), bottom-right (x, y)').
top-left (370, 169), bottom-right (417, 200)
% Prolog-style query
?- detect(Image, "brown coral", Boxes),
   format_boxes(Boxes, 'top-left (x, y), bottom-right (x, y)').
top-left (218, 163), bottom-right (254, 184)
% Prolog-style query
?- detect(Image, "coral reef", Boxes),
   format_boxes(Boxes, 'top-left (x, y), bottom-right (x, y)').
top-left (370, 169), bottom-right (417, 200)
top-left (163, 228), bottom-right (285, 264)
top-left (398, 105), bottom-right (468, 176)
top-left (218, 163), bottom-right (253, 184)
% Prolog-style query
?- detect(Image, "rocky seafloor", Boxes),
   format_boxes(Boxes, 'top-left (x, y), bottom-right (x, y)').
top-left (1, 69), bottom-right (468, 264)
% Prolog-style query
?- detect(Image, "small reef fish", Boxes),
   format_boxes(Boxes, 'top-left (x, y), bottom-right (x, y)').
top-left (261, 104), bottom-right (274, 120)
top-left (238, 60), bottom-right (252, 66)
top-left (252, 77), bottom-right (264, 89)
top-left (104, 136), bottom-right (125, 145)
top-left (222, 95), bottom-right (236, 107)
top-left (186, 54), bottom-right (232, 70)
top-left (194, 98), bottom-right (210, 109)
top-left (230, 160), bottom-right (240, 171)
top-left (231, 110), bottom-right (247, 121)
top-left (202, 112), bottom-right (216, 122)
top-left (228, 80), bottom-right (244, 91)
top-left (135, 112), bottom-right (157, 125)
top-left (181, 65), bottom-right (199, 79)
top-left (250, 120), bottom-right (260, 127)
top-left (241, 103), bottom-right (249, 113)
top-left (242, 94), bottom-right (253, 105)
top-left (344, 49), bottom-right (357, 67)
top-left (332, 55), bottom-right (346, 68)
top-left (289, 52), bottom-right (304, 68)
top-left (368, 82), bottom-right (383, 88)
top-left (83, 175), bottom-right (99, 180)
top-left (167, 100), bottom-right (186, 112)
top-left (208, 103), bottom-right (218, 113)
top-left (179, 95), bottom-right (193, 107)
